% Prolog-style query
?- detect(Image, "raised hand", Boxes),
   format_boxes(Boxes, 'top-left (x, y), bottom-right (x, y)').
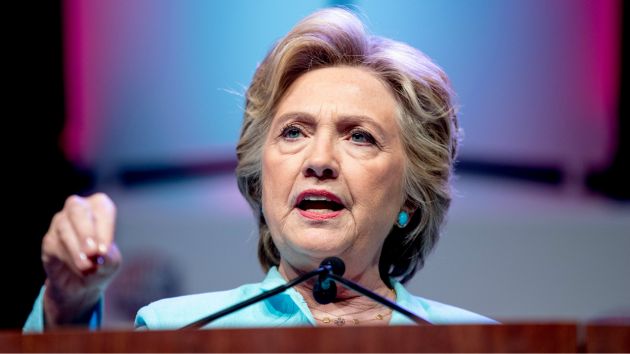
top-left (41, 193), bottom-right (122, 327)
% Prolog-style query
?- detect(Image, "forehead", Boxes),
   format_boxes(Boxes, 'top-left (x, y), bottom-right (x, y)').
top-left (274, 66), bottom-right (398, 124)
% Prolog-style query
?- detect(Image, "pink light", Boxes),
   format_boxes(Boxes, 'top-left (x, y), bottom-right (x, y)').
top-left (61, 0), bottom-right (85, 165)
top-left (590, 0), bottom-right (620, 159)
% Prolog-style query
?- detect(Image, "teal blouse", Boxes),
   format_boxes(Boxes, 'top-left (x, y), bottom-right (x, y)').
top-left (24, 267), bottom-right (495, 332)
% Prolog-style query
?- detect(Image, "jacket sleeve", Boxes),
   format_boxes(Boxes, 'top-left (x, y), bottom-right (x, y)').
top-left (22, 285), bottom-right (103, 333)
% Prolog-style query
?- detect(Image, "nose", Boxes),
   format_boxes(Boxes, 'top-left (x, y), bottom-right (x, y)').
top-left (303, 134), bottom-right (339, 180)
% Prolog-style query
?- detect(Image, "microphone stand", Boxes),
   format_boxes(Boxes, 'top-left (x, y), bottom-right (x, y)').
top-left (181, 266), bottom-right (329, 330)
top-left (181, 257), bottom-right (430, 329)
top-left (325, 273), bottom-right (430, 325)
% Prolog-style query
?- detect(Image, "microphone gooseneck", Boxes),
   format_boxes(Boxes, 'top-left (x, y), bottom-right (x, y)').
top-left (323, 273), bottom-right (430, 325)
top-left (181, 257), bottom-right (340, 329)
top-left (181, 256), bottom-right (429, 329)
top-left (314, 257), bottom-right (430, 325)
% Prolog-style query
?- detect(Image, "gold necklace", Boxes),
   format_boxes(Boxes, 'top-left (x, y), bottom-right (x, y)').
top-left (313, 310), bottom-right (391, 326)
top-left (311, 288), bottom-right (395, 326)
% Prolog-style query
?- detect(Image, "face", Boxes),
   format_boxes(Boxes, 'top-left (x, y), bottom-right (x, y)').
top-left (261, 66), bottom-right (406, 276)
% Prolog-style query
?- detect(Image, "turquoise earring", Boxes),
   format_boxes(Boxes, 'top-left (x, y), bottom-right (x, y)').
top-left (396, 210), bottom-right (410, 228)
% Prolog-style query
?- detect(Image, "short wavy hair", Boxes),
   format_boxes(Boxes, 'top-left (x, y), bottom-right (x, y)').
top-left (236, 8), bottom-right (459, 284)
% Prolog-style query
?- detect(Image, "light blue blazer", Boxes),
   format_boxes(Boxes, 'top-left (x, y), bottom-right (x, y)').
top-left (24, 267), bottom-right (495, 332)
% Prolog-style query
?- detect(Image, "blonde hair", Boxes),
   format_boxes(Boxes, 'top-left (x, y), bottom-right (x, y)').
top-left (236, 8), bottom-right (459, 283)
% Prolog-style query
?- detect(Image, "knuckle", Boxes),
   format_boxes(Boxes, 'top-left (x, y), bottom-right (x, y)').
top-left (51, 212), bottom-right (63, 225)
top-left (42, 232), bottom-right (60, 262)
top-left (64, 195), bottom-right (83, 208)
top-left (42, 232), bottom-right (53, 252)
top-left (53, 214), bottom-right (70, 235)
top-left (65, 195), bottom-right (89, 215)
top-left (91, 193), bottom-right (116, 215)
top-left (46, 214), bottom-right (62, 247)
top-left (92, 192), bottom-right (109, 201)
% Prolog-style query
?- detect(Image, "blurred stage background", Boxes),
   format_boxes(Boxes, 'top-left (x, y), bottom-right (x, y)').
top-left (7, 0), bottom-right (629, 328)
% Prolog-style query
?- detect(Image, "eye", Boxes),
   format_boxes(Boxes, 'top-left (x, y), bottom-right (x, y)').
top-left (280, 124), bottom-right (304, 140)
top-left (350, 130), bottom-right (376, 145)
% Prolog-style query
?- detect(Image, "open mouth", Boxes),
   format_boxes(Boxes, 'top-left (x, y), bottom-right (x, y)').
top-left (295, 190), bottom-right (345, 216)
top-left (297, 197), bottom-right (344, 213)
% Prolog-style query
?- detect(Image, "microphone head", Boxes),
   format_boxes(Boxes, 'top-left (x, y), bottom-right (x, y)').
top-left (320, 257), bottom-right (345, 277)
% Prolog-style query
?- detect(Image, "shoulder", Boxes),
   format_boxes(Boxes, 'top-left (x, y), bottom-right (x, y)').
top-left (135, 282), bottom-right (265, 330)
top-left (413, 296), bottom-right (498, 324)
top-left (393, 282), bottom-right (497, 324)
top-left (135, 267), bottom-right (309, 330)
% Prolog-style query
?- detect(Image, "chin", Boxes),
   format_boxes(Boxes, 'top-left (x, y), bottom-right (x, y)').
top-left (283, 237), bottom-right (349, 265)
top-left (296, 242), bottom-right (347, 260)
top-left (297, 229), bottom-right (349, 249)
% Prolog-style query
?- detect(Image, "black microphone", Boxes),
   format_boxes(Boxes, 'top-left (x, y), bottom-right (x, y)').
top-left (312, 257), bottom-right (345, 304)
top-left (180, 258), bottom-right (336, 329)
top-left (314, 257), bottom-right (431, 325)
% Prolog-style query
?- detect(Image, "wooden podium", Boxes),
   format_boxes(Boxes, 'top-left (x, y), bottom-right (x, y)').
top-left (1, 323), bottom-right (628, 352)
top-left (0, 323), bottom-right (613, 352)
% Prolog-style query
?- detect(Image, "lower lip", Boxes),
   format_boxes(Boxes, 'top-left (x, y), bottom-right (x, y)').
top-left (297, 209), bottom-right (343, 220)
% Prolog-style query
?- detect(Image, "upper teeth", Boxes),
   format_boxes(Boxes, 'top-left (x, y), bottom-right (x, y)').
top-left (303, 196), bottom-right (331, 202)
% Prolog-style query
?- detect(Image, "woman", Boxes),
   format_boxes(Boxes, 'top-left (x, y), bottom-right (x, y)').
top-left (25, 8), bottom-right (494, 331)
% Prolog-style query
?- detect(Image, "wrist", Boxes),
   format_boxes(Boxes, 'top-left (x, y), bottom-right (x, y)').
top-left (43, 280), bottom-right (102, 328)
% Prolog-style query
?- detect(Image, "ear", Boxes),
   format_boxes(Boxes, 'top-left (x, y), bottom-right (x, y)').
top-left (406, 208), bottom-right (416, 222)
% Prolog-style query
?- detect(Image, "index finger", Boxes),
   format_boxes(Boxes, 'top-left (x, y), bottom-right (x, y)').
top-left (86, 193), bottom-right (117, 254)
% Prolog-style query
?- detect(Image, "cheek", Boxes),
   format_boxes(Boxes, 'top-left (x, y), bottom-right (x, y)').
top-left (261, 149), bottom-right (279, 204)
top-left (367, 171), bottom-right (404, 240)
top-left (261, 147), bottom-right (297, 210)
top-left (350, 157), bottom-right (405, 208)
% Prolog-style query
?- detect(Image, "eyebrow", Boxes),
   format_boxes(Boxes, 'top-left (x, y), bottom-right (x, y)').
top-left (273, 112), bottom-right (316, 126)
top-left (274, 111), bottom-right (389, 138)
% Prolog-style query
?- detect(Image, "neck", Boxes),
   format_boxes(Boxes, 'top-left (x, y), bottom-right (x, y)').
top-left (277, 260), bottom-right (395, 324)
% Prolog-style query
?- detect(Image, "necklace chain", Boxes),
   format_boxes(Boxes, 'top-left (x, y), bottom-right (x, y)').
top-left (314, 311), bottom-right (390, 326)
top-left (310, 288), bottom-right (395, 326)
